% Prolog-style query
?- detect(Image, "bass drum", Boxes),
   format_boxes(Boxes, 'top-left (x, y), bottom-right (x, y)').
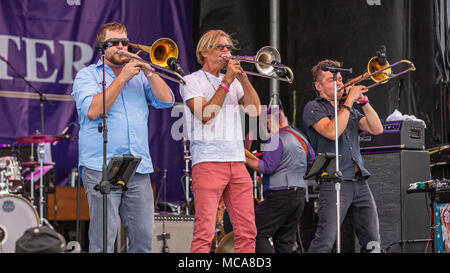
top-left (0, 194), bottom-right (39, 253)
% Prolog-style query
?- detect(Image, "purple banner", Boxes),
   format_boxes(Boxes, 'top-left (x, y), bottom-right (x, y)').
top-left (0, 0), bottom-right (195, 202)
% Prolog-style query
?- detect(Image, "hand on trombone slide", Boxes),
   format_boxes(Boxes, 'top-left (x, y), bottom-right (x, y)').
top-left (222, 58), bottom-right (246, 84)
top-left (117, 50), bottom-right (155, 79)
top-left (344, 85), bottom-right (369, 105)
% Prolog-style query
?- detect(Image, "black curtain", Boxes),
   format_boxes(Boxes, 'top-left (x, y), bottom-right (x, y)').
top-left (195, 0), bottom-right (449, 148)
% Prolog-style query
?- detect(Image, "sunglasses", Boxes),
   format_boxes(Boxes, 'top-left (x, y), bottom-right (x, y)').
top-left (211, 44), bottom-right (233, 51)
top-left (104, 38), bottom-right (129, 47)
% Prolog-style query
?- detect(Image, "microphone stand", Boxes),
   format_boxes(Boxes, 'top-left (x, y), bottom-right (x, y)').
top-left (331, 70), bottom-right (343, 253)
top-left (182, 138), bottom-right (191, 215)
top-left (324, 66), bottom-right (351, 253)
top-left (95, 45), bottom-right (110, 253)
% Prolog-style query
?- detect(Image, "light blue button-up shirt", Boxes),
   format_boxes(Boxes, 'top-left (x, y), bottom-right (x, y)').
top-left (72, 59), bottom-right (174, 174)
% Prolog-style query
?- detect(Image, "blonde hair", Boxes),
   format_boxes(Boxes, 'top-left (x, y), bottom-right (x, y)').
top-left (195, 30), bottom-right (237, 65)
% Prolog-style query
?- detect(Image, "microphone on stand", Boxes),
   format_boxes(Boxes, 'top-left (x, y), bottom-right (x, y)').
top-left (376, 45), bottom-right (387, 66)
top-left (321, 65), bottom-right (353, 74)
top-left (167, 57), bottom-right (185, 76)
top-left (53, 122), bottom-right (77, 146)
top-left (95, 41), bottom-right (113, 52)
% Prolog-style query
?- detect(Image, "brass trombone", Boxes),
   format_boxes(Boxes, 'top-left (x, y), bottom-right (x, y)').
top-left (117, 38), bottom-right (186, 85)
top-left (339, 56), bottom-right (416, 91)
top-left (221, 46), bottom-right (294, 83)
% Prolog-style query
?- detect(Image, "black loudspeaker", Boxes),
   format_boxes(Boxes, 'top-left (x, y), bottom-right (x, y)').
top-left (152, 214), bottom-right (194, 253)
top-left (362, 150), bottom-right (431, 253)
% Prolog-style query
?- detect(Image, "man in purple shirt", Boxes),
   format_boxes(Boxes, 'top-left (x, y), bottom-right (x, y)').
top-left (245, 105), bottom-right (315, 253)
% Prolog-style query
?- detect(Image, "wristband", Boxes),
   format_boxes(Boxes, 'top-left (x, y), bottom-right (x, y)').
top-left (357, 96), bottom-right (369, 106)
top-left (341, 105), bottom-right (352, 113)
top-left (220, 81), bottom-right (230, 93)
top-left (144, 67), bottom-right (156, 79)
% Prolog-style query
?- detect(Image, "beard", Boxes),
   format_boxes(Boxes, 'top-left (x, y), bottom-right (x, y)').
top-left (106, 51), bottom-right (128, 66)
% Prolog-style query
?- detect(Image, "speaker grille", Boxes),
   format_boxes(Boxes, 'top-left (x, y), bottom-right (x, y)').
top-left (152, 214), bottom-right (194, 253)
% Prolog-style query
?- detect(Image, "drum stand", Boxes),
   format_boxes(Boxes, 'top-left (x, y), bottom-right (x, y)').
top-left (37, 141), bottom-right (53, 229)
top-left (29, 143), bottom-right (35, 209)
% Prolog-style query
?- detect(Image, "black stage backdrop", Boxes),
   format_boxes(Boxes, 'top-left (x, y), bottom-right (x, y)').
top-left (195, 0), bottom-right (450, 149)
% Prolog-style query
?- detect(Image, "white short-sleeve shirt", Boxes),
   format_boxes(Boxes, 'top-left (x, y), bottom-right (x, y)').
top-left (179, 69), bottom-right (246, 166)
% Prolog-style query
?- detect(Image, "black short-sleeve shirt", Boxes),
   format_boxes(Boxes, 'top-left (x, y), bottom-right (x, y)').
top-left (302, 96), bottom-right (370, 180)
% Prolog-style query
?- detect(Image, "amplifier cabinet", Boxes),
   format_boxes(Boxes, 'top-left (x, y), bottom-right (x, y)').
top-left (362, 150), bottom-right (430, 253)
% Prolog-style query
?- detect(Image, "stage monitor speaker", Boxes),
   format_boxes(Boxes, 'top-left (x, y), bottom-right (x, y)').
top-left (152, 214), bottom-right (194, 253)
top-left (362, 150), bottom-right (431, 253)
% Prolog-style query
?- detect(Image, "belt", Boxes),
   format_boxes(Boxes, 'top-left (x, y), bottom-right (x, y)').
top-left (267, 186), bottom-right (304, 191)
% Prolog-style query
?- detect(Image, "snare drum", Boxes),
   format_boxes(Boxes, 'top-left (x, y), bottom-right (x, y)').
top-left (0, 194), bottom-right (39, 253)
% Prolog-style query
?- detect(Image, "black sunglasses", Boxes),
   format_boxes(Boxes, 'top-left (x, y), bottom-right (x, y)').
top-left (104, 38), bottom-right (129, 47)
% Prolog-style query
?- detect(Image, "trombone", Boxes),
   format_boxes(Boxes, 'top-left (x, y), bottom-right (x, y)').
top-left (117, 38), bottom-right (186, 85)
top-left (221, 46), bottom-right (294, 83)
top-left (339, 56), bottom-right (416, 91)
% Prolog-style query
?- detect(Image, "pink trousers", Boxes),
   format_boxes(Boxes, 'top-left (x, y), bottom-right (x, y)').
top-left (190, 161), bottom-right (257, 253)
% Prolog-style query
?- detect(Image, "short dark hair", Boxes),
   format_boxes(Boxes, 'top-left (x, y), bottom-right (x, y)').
top-left (96, 22), bottom-right (127, 43)
top-left (311, 59), bottom-right (342, 82)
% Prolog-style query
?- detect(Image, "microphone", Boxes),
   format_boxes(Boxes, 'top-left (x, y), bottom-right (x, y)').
top-left (95, 41), bottom-right (112, 52)
top-left (376, 45), bottom-right (387, 66)
top-left (167, 57), bottom-right (185, 76)
top-left (321, 65), bottom-right (353, 74)
top-left (53, 122), bottom-right (76, 146)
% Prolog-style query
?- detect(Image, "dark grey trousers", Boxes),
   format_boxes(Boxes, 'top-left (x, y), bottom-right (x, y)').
top-left (308, 178), bottom-right (381, 253)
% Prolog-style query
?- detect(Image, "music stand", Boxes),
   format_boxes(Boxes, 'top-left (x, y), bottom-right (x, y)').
top-left (94, 154), bottom-right (141, 252)
top-left (304, 153), bottom-right (341, 182)
top-left (97, 154), bottom-right (142, 193)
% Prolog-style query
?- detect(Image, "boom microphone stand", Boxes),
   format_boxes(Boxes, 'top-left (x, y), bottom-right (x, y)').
top-left (0, 54), bottom-right (54, 229)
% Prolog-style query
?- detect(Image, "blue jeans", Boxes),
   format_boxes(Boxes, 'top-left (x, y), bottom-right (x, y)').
top-left (82, 167), bottom-right (154, 253)
top-left (308, 178), bottom-right (380, 253)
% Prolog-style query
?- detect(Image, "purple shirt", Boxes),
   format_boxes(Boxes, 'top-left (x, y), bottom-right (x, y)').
top-left (258, 126), bottom-right (315, 175)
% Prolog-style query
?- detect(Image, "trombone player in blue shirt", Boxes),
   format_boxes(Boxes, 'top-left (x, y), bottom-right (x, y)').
top-left (72, 22), bottom-right (174, 253)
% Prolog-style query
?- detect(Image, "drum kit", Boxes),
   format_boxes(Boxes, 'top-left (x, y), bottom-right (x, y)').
top-left (0, 132), bottom-right (60, 253)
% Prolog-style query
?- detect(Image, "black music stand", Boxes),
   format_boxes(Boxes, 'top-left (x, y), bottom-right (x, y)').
top-left (304, 153), bottom-right (341, 182)
top-left (94, 154), bottom-right (141, 252)
top-left (97, 154), bottom-right (142, 193)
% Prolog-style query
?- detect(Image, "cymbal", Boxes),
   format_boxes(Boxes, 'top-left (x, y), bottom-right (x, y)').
top-left (15, 134), bottom-right (61, 144)
top-left (21, 161), bottom-right (55, 166)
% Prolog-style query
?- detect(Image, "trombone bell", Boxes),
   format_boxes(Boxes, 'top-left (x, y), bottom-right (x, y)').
top-left (150, 38), bottom-right (178, 68)
top-left (129, 38), bottom-right (179, 68)
top-left (367, 56), bottom-right (391, 83)
top-left (254, 46), bottom-right (294, 83)
top-left (123, 38), bottom-right (185, 85)
top-left (255, 46), bottom-right (281, 74)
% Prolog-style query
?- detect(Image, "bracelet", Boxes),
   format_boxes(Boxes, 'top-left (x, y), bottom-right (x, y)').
top-left (144, 67), bottom-right (156, 79)
top-left (222, 79), bottom-right (231, 87)
top-left (220, 82), bottom-right (230, 93)
top-left (357, 96), bottom-right (369, 105)
top-left (341, 105), bottom-right (352, 113)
